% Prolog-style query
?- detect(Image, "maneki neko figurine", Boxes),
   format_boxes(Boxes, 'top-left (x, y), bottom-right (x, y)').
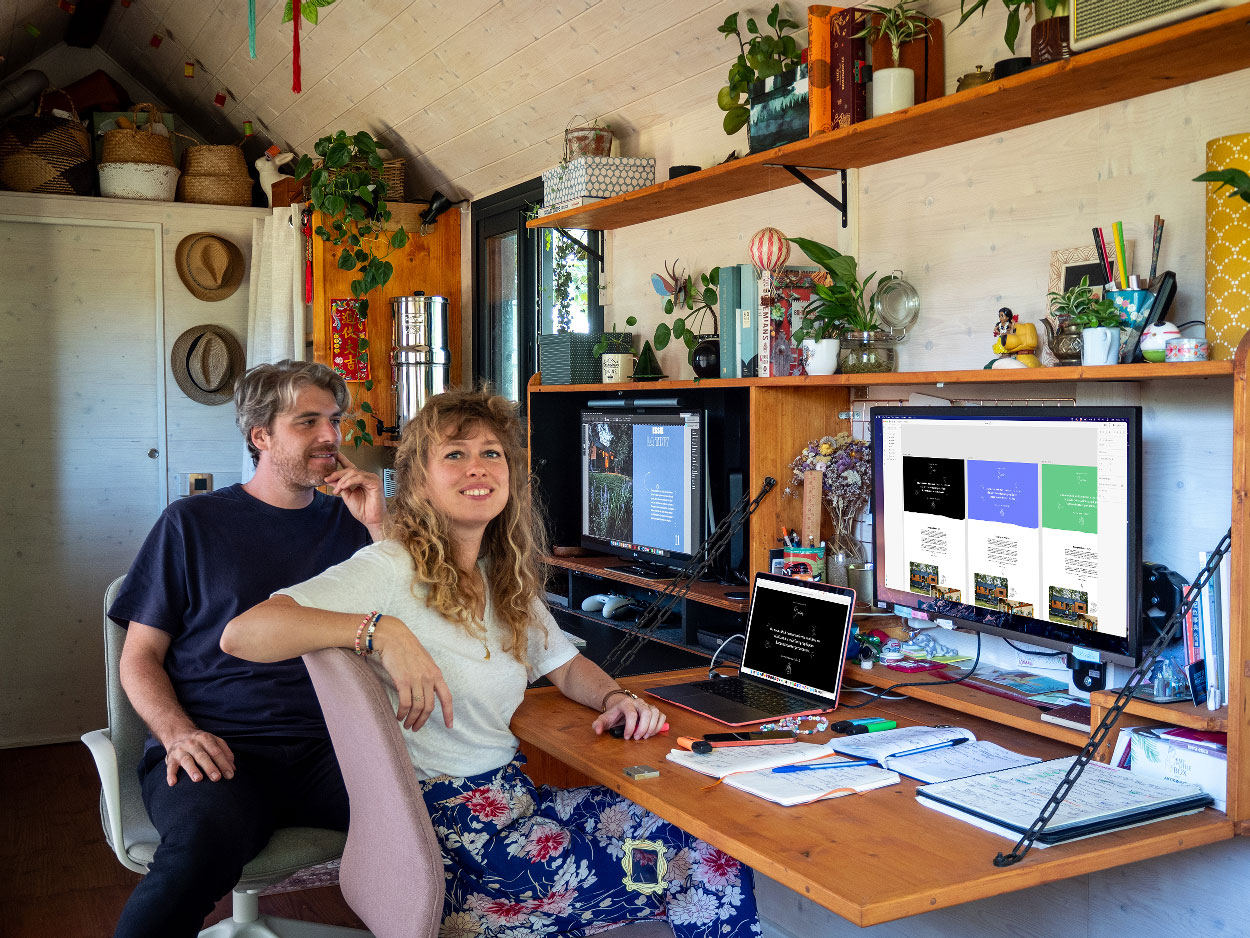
top-left (988, 307), bottom-right (1041, 368)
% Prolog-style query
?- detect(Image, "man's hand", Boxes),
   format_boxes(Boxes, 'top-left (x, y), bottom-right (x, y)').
top-left (374, 617), bottom-right (454, 732)
top-left (326, 452), bottom-right (386, 539)
top-left (163, 730), bottom-right (236, 786)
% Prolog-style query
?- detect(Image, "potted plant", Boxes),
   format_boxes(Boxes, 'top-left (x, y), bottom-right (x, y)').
top-left (955, 1), bottom-right (1068, 68)
top-left (1048, 275), bottom-right (1120, 365)
top-left (854, 0), bottom-right (933, 117)
top-left (787, 237), bottom-right (894, 374)
top-left (1194, 167), bottom-right (1250, 204)
top-left (653, 266), bottom-right (721, 378)
top-left (593, 320), bottom-right (638, 383)
top-left (716, 4), bottom-right (805, 149)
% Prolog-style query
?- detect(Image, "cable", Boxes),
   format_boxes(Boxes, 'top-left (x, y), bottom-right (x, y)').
top-left (1002, 638), bottom-right (1065, 657)
top-left (837, 632), bottom-right (983, 709)
top-left (707, 633), bottom-right (745, 679)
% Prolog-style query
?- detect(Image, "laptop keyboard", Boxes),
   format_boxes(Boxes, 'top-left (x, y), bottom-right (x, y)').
top-left (689, 678), bottom-right (815, 714)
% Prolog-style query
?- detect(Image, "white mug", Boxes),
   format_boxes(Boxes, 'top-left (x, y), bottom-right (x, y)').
top-left (1081, 326), bottom-right (1119, 366)
top-left (601, 352), bottom-right (637, 383)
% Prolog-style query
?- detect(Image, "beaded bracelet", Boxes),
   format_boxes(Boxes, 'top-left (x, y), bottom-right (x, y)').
top-left (758, 715), bottom-right (829, 735)
top-left (600, 687), bottom-right (640, 712)
top-left (354, 611), bottom-right (379, 656)
top-left (365, 614), bottom-right (380, 655)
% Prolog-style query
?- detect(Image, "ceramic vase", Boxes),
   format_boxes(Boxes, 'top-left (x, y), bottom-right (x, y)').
top-left (800, 338), bottom-right (840, 375)
top-left (691, 335), bottom-right (720, 379)
top-left (1081, 326), bottom-right (1119, 366)
top-left (872, 67), bottom-right (914, 117)
top-left (1030, 2), bottom-right (1070, 65)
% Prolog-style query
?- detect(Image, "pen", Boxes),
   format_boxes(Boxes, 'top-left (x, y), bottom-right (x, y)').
top-left (1113, 221), bottom-right (1129, 290)
top-left (1149, 215), bottom-right (1165, 286)
top-left (884, 737), bottom-right (971, 761)
top-left (772, 760), bottom-right (877, 773)
top-left (1092, 227), bottom-right (1110, 285)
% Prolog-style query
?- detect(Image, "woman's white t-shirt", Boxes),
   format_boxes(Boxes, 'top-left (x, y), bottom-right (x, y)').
top-left (277, 539), bottom-right (577, 779)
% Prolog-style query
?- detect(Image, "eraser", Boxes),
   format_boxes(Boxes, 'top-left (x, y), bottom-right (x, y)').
top-left (624, 765), bottom-right (659, 780)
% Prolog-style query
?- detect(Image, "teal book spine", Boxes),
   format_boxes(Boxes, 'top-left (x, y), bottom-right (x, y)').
top-left (738, 263), bottom-right (759, 377)
top-left (719, 265), bottom-right (739, 378)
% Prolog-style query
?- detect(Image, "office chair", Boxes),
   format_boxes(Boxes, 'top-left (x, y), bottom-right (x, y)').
top-left (303, 646), bottom-right (675, 938)
top-left (81, 576), bottom-right (367, 937)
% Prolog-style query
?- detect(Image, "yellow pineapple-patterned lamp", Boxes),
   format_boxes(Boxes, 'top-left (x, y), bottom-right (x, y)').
top-left (1203, 133), bottom-right (1250, 361)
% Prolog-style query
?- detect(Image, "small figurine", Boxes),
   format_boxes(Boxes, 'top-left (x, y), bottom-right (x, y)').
top-left (989, 307), bottom-right (1042, 368)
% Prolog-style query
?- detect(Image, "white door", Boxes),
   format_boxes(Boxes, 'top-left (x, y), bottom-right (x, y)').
top-left (0, 218), bottom-right (164, 746)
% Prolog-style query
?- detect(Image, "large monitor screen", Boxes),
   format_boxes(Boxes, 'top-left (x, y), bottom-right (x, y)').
top-left (871, 406), bottom-right (1142, 666)
top-left (580, 410), bottom-right (704, 573)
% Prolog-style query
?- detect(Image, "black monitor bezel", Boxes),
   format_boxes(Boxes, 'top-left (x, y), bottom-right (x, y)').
top-left (579, 407), bottom-right (706, 573)
top-left (869, 404), bottom-right (1143, 667)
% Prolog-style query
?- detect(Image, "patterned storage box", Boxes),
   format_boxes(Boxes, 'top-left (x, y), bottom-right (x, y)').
top-left (542, 157), bottom-right (655, 206)
top-left (540, 333), bottom-right (601, 385)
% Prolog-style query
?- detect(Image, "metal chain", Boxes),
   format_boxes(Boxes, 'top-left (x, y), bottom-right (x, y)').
top-left (993, 527), bottom-right (1231, 866)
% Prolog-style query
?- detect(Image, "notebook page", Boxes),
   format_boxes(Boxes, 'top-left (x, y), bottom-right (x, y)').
top-left (665, 741), bottom-right (837, 779)
top-left (887, 740), bottom-right (1040, 783)
top-left (724, 762), bottom-right (900, 805)
top-left (831, 726), bottom-right (976, 762)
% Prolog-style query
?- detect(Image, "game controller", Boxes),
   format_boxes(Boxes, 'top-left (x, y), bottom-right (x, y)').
top-left (602, 595), bottom-right (644, 619)
top-left (580, 593), bottom-right (616, 613)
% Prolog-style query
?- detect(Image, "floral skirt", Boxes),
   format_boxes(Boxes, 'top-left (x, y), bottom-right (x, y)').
top-left (418, 756), bottom-right (760, 938)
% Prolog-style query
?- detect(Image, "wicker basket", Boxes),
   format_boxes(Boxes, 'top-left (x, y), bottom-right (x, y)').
top-left (0, 89), bottom-right (94, 195)
top-left (376, 157), bottom-right (405, 201)
top-left (178, 173), bottom-right (253, 206)
top-left (100, 103), bottom-right (175, 167)
top-left (183, 144), bottom-right (247, 177)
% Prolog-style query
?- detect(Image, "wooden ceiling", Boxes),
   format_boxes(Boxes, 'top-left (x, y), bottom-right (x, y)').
top-left (2, 0), bottom-right (751, 201)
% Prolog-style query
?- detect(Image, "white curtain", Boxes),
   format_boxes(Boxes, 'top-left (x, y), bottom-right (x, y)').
top-left (242, 203), bottom-right (306, 480)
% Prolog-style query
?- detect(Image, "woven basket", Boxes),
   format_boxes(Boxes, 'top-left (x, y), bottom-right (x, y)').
top-left (378, 157), bottom-right (404, 202)
top-left (183, 143), bottom-right (247, 177)
top-left (100, 103), bottom-right (176, 167)
top-left (178, 173), bottom-right (253, 206)
top-left (0, 89), bottom-right (94, 195)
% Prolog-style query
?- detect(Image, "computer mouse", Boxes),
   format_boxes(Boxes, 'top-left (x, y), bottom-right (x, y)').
top-left (724, 590), bottom-right (748, 601)
top-left (602, 595), bottom-right (643, 619)
top-left (580, 593), bottom-right (613, 613)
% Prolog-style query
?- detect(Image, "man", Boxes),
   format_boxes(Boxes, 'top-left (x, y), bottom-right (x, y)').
top-left (108, 360), bottom-right (385, 938)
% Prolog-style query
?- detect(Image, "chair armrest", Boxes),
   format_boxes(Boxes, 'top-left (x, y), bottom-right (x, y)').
top-left (81, 728), bottom-right (148, 874)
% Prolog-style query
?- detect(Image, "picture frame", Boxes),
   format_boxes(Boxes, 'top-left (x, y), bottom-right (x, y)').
top-left (1048, 242), bottom-right (1134, 298)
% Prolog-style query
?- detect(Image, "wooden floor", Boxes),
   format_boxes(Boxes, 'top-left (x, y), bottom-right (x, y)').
top-left (0, 742), bottom-right (365, 938)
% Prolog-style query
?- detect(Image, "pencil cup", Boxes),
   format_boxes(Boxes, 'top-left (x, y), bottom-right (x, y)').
top-left (1105, 289), bottom-right (1153, 363)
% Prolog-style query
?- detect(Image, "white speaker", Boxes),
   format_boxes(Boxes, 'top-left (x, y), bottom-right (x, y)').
top-left (1069, 0), bottom-right (1239, 52)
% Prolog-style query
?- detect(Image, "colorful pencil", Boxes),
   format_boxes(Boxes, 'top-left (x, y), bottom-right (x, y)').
top-left (1112, 221), bottom-right (1129, 290)
top-left (1149, 215), bottom-right (1165, 286)
top-left (1094, 227), bottom-right (1114, 286)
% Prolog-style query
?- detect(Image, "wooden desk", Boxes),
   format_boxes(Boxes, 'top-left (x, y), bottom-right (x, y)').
top-left (512, 669), bottom-right (1233, 927)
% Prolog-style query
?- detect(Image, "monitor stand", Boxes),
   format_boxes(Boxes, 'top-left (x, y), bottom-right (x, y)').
top-left (608, 561), bottom-right (673, 580)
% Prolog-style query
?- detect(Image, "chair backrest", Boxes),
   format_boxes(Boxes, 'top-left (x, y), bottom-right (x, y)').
top-left (302, 647), bottom-right (444, 938)
top-left (103, 575), bottom-right (161, 853)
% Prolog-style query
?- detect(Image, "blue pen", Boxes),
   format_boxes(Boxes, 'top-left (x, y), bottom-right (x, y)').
top-left (772, 760), bottom-right (877, 773)
top-left (884, 738), bottom-right (971, 761)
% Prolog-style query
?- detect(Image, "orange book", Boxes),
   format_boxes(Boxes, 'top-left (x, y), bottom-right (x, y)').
top-left (807, 5), bottom-right (838, 136)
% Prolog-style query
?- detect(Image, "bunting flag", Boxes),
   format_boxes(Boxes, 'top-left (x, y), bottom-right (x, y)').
top-left (292, 0), bottom-right (301, 93)
top-left (248, 0), bottom-right (257, 59)
top-left (183, 62), bottom-right (194, 77)
top-left (149, 33), bottom-right (162, 48)
top-left (213, 91), bottom-right (227, 106)
top-left (243, 120), bottom-right (255, 136)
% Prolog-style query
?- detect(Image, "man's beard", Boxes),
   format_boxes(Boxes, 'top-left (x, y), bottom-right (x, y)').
top-left (268, 446), bottom-right (333, 491)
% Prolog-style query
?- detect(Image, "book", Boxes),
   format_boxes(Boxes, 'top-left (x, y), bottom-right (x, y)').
top-left (723, 759), bottom-right (899, 806)
top-left (735, 263), bottom-right (760, 377)
top-left (665, 740), bottom-right (838, 779)
top-left (828, 725), bottom-right (1039, 783)
top-left (758, 266), bottom-right (819, 377)
top-left (916, 757), bottom-right (1213, 847)
top-left (1112, 726), bottom-right (1228, 812)
top-left (718, 263), bottom-right (739, 379)
top-left (807, 5), bottom-right (837, 137)
top-left (829, 8), bottom-right (867, 129)
top-left (1039, 702), bottom-right (1092, 732)
top-left (1199, 550), bottom-right (1223, 709)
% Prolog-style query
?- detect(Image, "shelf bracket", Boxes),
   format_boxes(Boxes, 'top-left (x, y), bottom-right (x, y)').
top-left (765, 164), bottom-right (848, 228)
top-left (554, 227), bottom-right (603, 266)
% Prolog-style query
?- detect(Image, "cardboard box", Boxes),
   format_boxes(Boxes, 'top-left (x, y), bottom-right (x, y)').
top-left (541, 157), bottom-right (655, 206)
top-left (1112, 726), bottom-right (1227, 812)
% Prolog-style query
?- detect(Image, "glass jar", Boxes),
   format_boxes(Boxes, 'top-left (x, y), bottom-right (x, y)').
top-left (839, 331), bottom-right (897, 374)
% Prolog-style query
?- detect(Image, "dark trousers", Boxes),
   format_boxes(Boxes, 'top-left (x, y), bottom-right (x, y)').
top-left (114, 736), bottom-right (349, 938)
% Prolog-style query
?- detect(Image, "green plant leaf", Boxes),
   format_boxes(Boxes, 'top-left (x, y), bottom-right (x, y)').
top-left (360, 401), bottom-right (373, 414)
top-left (364, 379), bottom-right (374, 391)
top-left (717, 86), bottom-right (739, 111)
top-left (358, 298), bottom-right (369, 317)
top-left (683, 331), bottom-right (697, 349)
top-left (664, 298), bottom-right (674, 315)
top-left (654, 322), bottom-right (672, 350)
top-left (723, 106), bottom-right (749, 135)
top-left (391, 226), bottom-right (408, 248)
top-left (358, 337), bottom-right (369, 350)
top-left (702, 286), bottom-right (717, 307)
top-left (356, 185), bottom-right (374, 204)
top-left (673, 317), bottom-right (687, 337)
top-left (353, 131), bottom-right (376, 153)
top-left (337, 250), bottom-right (356, 271)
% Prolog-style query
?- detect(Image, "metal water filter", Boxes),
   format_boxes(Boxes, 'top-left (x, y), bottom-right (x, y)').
top-left (391, 292), bottom-right (450, 429)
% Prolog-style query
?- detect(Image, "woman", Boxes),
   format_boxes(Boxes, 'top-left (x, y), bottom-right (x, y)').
top-left (222, 389), bottom-right (759, 938)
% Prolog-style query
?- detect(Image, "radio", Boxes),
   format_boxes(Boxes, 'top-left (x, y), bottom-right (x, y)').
top-left (1069, 0), bottom-right (1239, 52)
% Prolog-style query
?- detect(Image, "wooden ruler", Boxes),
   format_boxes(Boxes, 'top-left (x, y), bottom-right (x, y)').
top-left (801, 469), bottom-right (823, 547)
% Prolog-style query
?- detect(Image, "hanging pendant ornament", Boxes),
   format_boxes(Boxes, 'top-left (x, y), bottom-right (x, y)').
top-left (248, 0), bottom-right (257, 59)
top-left (748, 227), bottom-right (791, 275)
top-left (302, 208), bottom-right (314, 304)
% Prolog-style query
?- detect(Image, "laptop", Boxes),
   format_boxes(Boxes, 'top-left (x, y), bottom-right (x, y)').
top-left (645, 573), bottom-right (857, 726)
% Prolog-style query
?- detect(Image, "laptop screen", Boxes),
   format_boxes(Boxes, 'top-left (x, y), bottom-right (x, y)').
top-left (740, 573), bottom-right (856, 703)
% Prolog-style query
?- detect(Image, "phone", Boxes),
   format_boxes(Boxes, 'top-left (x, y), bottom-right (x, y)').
top-left (702, 731), bottom-right (797, 747)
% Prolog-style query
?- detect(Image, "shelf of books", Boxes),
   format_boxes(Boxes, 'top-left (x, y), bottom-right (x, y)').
top-left (528, 4), bottom-right (1250, 233)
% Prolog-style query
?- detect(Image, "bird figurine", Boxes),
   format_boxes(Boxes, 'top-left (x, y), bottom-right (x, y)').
top-left (651, 259), bottom-right (686, 308)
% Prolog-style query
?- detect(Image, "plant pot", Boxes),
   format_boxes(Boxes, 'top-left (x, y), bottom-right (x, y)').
top-left (1031, 12), bottom-right (1070, 64)
top-left (839, 331), bottom-right (897, 374)
top-left (993, 57), bottom-right (1033, 80)
top-left (691, 335), bottom-right (720, 379)
top-left (800, 338), bottom-right (840, 375)
top-left (1044, 321), bottom-right (1084, 365)
top-left (564, 124), bottom-right (613, 161)
top-left (1081, 326), bottom-right (1119, 366)
top-left (748, 63), bottom-right (809, 154)
top-left (872, 67), bottom-right (915, 117)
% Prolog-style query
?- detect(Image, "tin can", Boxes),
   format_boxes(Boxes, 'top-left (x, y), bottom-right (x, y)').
top-left (1165, 336), bottom-right (1210, 362)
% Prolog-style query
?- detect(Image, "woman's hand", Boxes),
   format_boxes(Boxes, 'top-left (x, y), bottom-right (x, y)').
top-left (373, 617), bottom-right (454, 731)
top-left (593, 694), bottom-right (666, 741)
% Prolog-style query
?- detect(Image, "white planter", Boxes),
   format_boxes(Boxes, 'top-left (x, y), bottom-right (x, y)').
top-left (99, 161), bottom-right (180, 201)
top-left (800, 338), bottom-right (840, 375)
top-left (1081, 326), bottom-right (1119, 366)
top-left (872, 67), bottom-right (915, 117)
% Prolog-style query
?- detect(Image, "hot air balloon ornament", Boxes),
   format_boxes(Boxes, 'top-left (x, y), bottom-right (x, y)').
top-left (748, 227), bottom-right (791, 275)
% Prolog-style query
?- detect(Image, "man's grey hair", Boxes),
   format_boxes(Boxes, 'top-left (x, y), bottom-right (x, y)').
top-left (234, 360), bottom-right (350, 466)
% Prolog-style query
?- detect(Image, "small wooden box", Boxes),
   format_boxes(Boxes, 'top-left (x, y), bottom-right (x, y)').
top-left (271, 176), bottom-right (309, 207)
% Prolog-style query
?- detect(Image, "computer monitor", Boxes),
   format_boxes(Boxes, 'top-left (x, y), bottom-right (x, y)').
top-left (870, 405), bottom-right (1143, 667)
top-left (580, 409), bottom-right (705, 576)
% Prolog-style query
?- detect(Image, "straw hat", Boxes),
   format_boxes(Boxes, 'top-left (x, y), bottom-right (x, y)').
top-left (170, 324), bottom-right (245, 405)
top-left (175, 232), bottom-right (245, 301)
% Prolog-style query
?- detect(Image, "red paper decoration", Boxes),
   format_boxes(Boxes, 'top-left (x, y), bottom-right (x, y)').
top-left (329, 299), bottom-right (369, 381)
top-left (291, 0), bottom-right (302, 93)
top-left (213, 91), bottom-right (227, 107)
top-left (149, 34), bottom-right (162, 48)
top-left (749, 227), bottom-right (792, 275)
top-left (183, 62), bottom-right (194, 77)
top-left (58, 1), bottom-right (76, 13)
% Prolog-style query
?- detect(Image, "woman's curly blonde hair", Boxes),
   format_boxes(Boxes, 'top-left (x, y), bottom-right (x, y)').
top-left (387, 389), bottom-right (549, 662)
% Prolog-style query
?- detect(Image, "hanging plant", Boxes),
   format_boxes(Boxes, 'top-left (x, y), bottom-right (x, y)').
top-left (282, 0), bottom-right (335, 24)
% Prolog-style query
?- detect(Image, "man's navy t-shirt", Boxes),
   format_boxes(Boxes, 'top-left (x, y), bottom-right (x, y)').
top-left (108, 484), bottom-right (371, 744)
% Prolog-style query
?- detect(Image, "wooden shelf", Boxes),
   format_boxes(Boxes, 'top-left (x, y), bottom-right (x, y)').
top-left (1090, 689), bottom-right (1228, 733)
top-left (529, 4), bottom-right (1250, 231)
top-left (546, 554), bottom-right (747, 612)
top-left (532, 360), bottom-right (1232, 393)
